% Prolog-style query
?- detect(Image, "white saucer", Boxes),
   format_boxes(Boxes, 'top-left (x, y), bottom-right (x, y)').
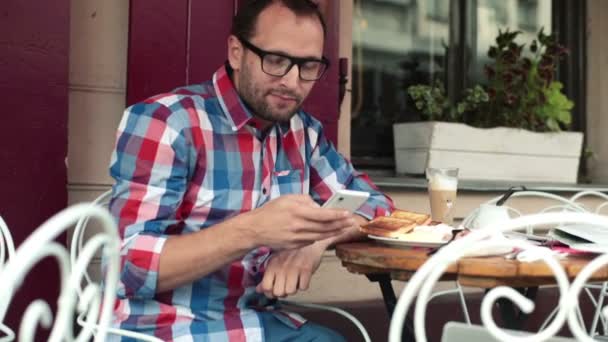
top-left (368, 234), bottom-right (446, 248)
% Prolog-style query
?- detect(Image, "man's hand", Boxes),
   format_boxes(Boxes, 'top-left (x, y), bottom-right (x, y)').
top-left (256, 241), bottom-right (327, 298)
top-left (156, 197), bottom-right (354, 293)
top-left (238, 194), bottom-right (356, 250)
top-left (321, 214), bottom-right (369, 247)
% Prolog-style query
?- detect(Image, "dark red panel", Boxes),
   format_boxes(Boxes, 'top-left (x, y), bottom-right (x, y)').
top-left (127, 0), bottom-right (189, 105)
top-left (302, 0), bottom-right (341, 145)
top-left (188, 1), bottom-right (236, 83)
top-left (0, 0), bottom-right (69, 339)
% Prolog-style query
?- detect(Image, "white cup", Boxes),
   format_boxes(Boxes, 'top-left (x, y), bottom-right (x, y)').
top-left (468, 204), bottom-right (511, 230)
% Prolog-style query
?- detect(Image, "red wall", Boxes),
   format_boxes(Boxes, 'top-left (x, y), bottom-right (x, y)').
top-left (0, 0), bottom-right (69, 337)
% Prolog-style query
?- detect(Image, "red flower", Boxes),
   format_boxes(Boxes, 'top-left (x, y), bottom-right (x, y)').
top-left (484, 65), bottom-right (496, 79)
top-left (487, 87), bottom-right (497, 99)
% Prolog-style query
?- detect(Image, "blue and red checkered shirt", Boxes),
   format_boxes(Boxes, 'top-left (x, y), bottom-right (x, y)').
top-left (108, 64), bottom-right (394, 341)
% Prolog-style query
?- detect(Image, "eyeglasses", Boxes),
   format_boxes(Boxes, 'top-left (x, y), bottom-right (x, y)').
top-left (238, 37), bottom-right (329, 81)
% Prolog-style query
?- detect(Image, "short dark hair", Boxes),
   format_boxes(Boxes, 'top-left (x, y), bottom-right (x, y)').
top-left (231, 0), bottom-right (327, 41)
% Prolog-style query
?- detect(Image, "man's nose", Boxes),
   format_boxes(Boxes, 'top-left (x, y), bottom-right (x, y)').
top-left (280, 64), bottom-right (300, 88)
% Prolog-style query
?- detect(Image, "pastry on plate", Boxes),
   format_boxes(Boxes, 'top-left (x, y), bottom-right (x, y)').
top-left (360, 210), bottom-right (432, 239)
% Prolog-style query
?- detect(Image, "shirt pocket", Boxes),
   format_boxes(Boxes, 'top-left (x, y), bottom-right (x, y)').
top-left (270, 169), bottom-right (303, 198)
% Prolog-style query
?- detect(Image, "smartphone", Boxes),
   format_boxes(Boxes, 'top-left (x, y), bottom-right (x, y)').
top-left (321, 189), bottom-right (370, 212)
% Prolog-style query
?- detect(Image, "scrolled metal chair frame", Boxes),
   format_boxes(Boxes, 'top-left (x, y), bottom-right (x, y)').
top-left (389, 212), bottom-right (608, 342)
top-left (0, 204), bottom-right (119, 342)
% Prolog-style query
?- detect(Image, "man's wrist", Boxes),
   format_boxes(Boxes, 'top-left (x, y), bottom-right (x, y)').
top-left (353, 214), bottom-right (369, 227)
top-left (225, 212), bottom-right (260, 251)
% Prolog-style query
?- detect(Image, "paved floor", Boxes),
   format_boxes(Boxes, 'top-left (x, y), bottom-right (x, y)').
top-left (290, 286), bottom-right (604, 342)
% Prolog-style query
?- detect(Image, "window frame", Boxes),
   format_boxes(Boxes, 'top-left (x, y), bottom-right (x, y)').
top-left (349, 0), bottom-right (588, 175)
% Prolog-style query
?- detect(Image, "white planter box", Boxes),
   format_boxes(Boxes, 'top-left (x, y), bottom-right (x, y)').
top-left (393, 122), bottom-right (584, 183)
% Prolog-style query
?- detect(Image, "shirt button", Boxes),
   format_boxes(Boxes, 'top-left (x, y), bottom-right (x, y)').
top-left (262, 188), bottom-right (267, 195)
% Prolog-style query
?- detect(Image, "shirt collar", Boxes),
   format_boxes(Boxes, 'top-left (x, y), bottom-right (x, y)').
top-left (213, 64), bottom-right (252, 131)
top-left (212, 64), bottom-right (292, 135)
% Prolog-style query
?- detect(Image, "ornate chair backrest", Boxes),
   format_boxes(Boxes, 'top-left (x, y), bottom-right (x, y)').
top-left (460, 191), bottom-right (587, 234)
top-left (71, 190), bottom-right (113, 290)
top-left (0, 216), bottom-right (15, 269)
top-left (569, 190), bottom-right (608, 215)
top-left (0, 216), bottom-right (16, 341)
top-left (0, 204), bottom-right (120, 342)
top-left (68, 191), bottom-right (163, 342)
top-left (389, 211), bottom-right (608, 342)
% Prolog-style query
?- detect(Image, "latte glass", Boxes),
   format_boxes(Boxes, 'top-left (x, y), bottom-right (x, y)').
top-left (426, 168), bottom-right (459, 224)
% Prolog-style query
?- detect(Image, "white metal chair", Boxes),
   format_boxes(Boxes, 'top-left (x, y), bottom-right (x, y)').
top-left (0, 204), bottom-right (120, 342)
top-left (461, 190), bottom-right (608, 336)
top-left (0, 216), bottom-right (15, 269)
top-left (435, 190), bottom-right (585, 328)
top-left (567, 191), bottom-right (608, 337)
top-left (488, 190), bottom-right (608, 336)
top-left (461, 190), bottom-right (587, 235)
top-left (0, 216), bottom-right (15, 341)
top-left (71, 190), bottom-right (112, 289)
top-left (70, 190), bottom-right (163, 342)
top-left (78, 190), bottom-right (371, 341)
top-left (389, 211), bottom-right (608, 342)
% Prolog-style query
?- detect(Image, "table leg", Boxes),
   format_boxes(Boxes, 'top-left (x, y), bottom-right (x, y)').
top-left (492, 287), bottom-right (539, 330)
top-left (367, 274), bottom-right (397, 315)
top-left (366, 273), bottom-right (416, 341)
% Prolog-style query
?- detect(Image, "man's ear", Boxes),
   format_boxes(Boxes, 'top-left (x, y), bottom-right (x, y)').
top-left (227, 35), bottom-right (243, 71)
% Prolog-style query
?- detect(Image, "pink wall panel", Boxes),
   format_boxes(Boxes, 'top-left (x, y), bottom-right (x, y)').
top-left (0, 0), bottom-right (69, 339)
top-left (302, 0), bottom-right (340, 144)
top-left (188, 1), bottom-right (235, 83)
top-left (127, 0), bottom-right (189, 105)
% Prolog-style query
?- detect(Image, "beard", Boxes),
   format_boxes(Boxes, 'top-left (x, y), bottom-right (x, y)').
top-left (237, 62), bottom-right (304, 123)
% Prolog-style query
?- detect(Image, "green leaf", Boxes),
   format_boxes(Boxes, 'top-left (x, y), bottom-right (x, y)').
top-left (535, 81), bottom-right (573, 130)
top-left (546, 118), bottom-right (560, 131)
top-left (457, 103), bottom-right (466, 114)
top-left (557, 109), bottom-right (572, 126)
top-left (405, 26), bottom-right (572, 131)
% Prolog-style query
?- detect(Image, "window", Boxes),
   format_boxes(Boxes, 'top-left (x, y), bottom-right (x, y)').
top-left (481, 0), bottom-right (509, 26)
top-left (426, 0), bottom-right (450, 22)
top-left (351, 0), bottom-right (449, 167)
top-left (518, 0), bottom-right (540, 30)
top-left (350, 0), bottom-right (582, 170)
top-left (469, 0), bottom-right (552, 85)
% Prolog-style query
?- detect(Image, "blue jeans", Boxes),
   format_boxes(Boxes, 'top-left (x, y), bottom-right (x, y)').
top-left (260, 312), bottom-right (346, 342)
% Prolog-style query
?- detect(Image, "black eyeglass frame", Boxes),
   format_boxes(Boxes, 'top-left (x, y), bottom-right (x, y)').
top-left (238, 37), bottom-right (330, 81)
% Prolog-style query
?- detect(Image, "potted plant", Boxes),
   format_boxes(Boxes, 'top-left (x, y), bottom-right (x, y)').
top-left (393, 28), bottom-right (583, 183)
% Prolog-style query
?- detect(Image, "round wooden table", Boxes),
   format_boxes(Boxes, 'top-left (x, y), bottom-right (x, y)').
top-left (335, 241), bottom-right (608, 332)
top-left (336, 241), bottom-right (608, 288)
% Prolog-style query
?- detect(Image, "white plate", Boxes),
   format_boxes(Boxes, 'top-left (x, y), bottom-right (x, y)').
top-left (368, 234), bottom-right (446, 248)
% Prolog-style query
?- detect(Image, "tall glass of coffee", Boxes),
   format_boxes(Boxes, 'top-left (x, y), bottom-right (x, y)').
top-left (426, 168), bottom-right (459, 224)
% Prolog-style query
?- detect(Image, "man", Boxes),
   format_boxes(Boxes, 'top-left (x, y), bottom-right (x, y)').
top-left (108, 0), bottom-right (393, 340)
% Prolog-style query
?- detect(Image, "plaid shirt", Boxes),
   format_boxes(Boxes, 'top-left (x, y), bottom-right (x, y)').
top-left (108, 64), bottom-right (394, 341)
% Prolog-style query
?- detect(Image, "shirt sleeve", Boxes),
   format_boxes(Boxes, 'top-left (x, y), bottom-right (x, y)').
top-left (307, 119), bottom-right (394, 220)
top-left (108, 101), bottom-right (192, 300)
